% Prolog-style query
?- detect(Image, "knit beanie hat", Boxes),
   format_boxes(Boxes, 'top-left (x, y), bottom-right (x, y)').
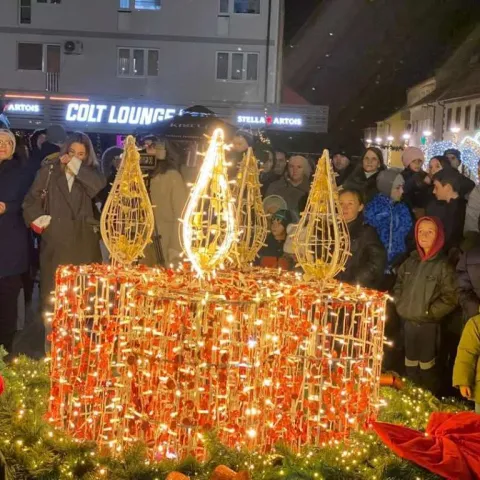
top-left (401, 146), bottom-right (425, 168)
top-left (444, 148), bottom-right (462, 164)
top-left (0, 129), bottom-right (17, 153)
top-left (376, 168), bottom-right (404, 198)
top-left (272, 209), bottom-right (293, 229)
top-left (46, 124), bottom-right (67, 145)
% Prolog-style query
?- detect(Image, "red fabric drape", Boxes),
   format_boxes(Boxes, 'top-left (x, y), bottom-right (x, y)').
top-left (373, 412), bottom-right (480, 480)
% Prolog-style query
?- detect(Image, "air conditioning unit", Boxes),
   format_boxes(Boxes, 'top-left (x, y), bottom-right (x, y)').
top-left (63, 40), bottom-right (83, 55)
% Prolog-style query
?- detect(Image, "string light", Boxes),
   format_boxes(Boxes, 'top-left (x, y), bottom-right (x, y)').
top-left (294, 149), bottom-right (350, 280)
top-left (180, 128), bottom-right (236, 277)
top-left (100, 135), bottom-right (155, 265)
top-left (230, 147), bottom-right (268, 266)
top-left (46, 135), bottom-right (387, 463)
top-left (0, 354), bottom-right (467, 478)
top-left (47, 264), bottom-right (387, 459)
top-left (423, 139), bottom-right (478, 181)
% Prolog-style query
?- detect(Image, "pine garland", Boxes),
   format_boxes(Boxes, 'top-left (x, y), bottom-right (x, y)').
top-left (0, 353), bottom-right (468, 480)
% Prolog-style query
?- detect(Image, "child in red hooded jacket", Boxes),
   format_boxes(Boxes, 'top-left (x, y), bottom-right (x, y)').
top-left (393, 217), bottom-right (458, 395)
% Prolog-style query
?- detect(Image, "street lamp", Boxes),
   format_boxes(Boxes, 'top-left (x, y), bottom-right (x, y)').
top-left (450, 126), bottom-right (461, 143)
top-left (386, 136), bottom-right (394, 166)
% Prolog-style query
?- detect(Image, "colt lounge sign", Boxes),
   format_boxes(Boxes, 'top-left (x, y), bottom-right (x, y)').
top-left (65, 103), bottom-right (178, 125)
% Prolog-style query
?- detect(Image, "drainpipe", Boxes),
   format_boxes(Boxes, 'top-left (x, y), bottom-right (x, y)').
top-left (264, 0), bottom-right (273, 104)
top-left (274, 0), bottom-right (285, 105)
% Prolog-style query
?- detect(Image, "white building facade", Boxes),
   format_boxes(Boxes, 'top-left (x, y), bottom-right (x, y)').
top-left (0, 0), bottom-right (282, 103)
top-left (0, 0), bottom-right (329, 134)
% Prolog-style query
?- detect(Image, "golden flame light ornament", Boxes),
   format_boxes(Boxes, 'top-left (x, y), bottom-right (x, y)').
top-left (100, 135), bottom-right (155, 265)
top-left (180, 128), bottom-right (236, 277)
top-left (231, 147), bottom-right (268, 266)
top-left (293, 149), bottom-right (350, 280)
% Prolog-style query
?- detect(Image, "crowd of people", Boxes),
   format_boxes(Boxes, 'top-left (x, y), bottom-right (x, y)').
top-left (1, 125), bottom-right (480, 413)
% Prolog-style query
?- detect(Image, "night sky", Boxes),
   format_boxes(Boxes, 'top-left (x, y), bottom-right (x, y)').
top-left (283, 0), bottom-right (480, 152)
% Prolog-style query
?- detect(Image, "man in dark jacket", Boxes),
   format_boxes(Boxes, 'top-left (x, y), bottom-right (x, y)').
top-left (332, 149), bottom-right (355, 187)
top-left (337, 189), bottom-right (386, 289)
top-left (30, 124), bottom-right (66, 173)
top-left (444, 148), bottom-right (475, 197)
top-left (394, 216), bottom-right (458, 395)
top-left (0, 129), bottom-right (33, 354)
top-left (265, 155), bottom-right (311, 218)
top-left (426, 169), bottom-right (466, 256)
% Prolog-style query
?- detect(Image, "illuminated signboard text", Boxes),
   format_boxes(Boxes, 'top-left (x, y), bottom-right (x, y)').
top-left (237, 115), bottom-right (303, 127)
top-left (5, 103), bottom-right (41, 113)
top-left (65, 103), bottom-right (177, 125)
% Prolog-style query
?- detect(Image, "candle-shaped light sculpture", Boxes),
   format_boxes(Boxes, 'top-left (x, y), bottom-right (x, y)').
top-left (180, 128), bottom-right (236, 277)
top-left (231, 147), bottom-right (268, 266)
top-left (100, 135), bottom-right (155, 264)
top-left (293, 149), bottom-right (350, 280)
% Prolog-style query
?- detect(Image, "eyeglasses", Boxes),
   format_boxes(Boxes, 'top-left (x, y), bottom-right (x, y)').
top-left (0, 140), bottom-right (13, 147)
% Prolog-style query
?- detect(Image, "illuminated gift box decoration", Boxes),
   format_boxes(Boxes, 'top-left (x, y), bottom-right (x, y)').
top-left (47, 134), bottom-right (387, 459)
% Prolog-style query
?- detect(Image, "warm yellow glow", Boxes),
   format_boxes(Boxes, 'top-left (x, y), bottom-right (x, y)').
top-left (180, 128), bottom-right (236, 277)
top-left (100, 135), bottom-right (155, 265)
top-left (293, 149), bottom-right (350, 280)
top-left (231, 147), bottom-right (268, 266)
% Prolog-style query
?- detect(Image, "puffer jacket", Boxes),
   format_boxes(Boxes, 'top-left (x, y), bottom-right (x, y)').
top-left (364, 193), bottom-right (413, 270)
top-left (452, 315), bottom-right (480, 403)
top-left (393, 250), bottom-right (457, 323)
top-left (336, 214), bottom-right (386, 289)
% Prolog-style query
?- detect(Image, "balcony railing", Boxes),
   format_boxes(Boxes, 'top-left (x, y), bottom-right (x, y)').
top-left (46, 72), bottom-right (59, 93)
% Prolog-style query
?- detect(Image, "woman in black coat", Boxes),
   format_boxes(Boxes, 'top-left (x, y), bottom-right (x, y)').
top-left (343, 147), bottom-right (386, 203)
top-left (336, 188), bottom-right (386, 289)
top-left (0, 130), bottom-right (34, 354)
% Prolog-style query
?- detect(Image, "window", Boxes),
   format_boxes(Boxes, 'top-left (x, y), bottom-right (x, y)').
top-left (234, 0), bottom-right (259, 13)
top-left (18, 43), bottom-right (43, 70)
top-left (455, 106), bottom-right (462, 126)
top-left (246, 53), bottom-right (258, 80)
top-left (147, 50), bottom-right (159, 76)
top-left (231, 53), bottom-right (243, 80)
top-left (117, 48), bottom-right (159, 77)
top-left (219, 0), bottom-right (229, 13)
top-left (19, 0), bottom-right (31, 24)
top-left (446, 108), bottom-right (452, 131)
top-left (119, 0), bottom-right (161, 9)
top-left (219, 0), bottom-right (259, 14)
top-left (465, 105), bottom-right (471, 130)
top-left (474, 105), bottom-right (480, 130)
top-left (216, 52), bottom-right (229, 80)
top-left (216, 52), bottom-right (259, 81)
